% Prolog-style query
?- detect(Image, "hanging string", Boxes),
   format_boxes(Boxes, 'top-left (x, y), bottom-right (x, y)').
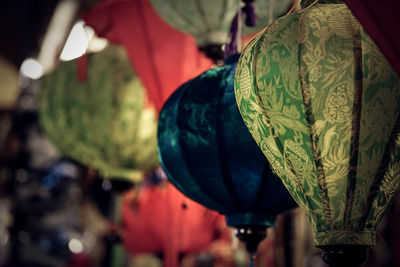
top-left (224, 0), bottom-right (256, 57)
top-left (224, 12), bottom-right (239, 57)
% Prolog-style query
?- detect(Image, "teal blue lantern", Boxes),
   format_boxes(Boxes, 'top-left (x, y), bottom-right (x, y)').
top-left (157, 55), bottom-right (297, 258)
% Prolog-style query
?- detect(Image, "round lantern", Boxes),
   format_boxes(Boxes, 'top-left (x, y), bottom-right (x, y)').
top-left (149, 0), bottom-right (294, 59)
top-left (122, 172), bottom-right (232, 267)
top-left (234, 0), bottom-right (400, 265)
top-left (39, 45), bottom-right (159, 183)
top-left (157, 54), bottom-right (297, 257)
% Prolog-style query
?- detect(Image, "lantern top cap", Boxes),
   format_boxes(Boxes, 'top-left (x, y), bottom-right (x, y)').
top-left (301, 0), bottom-right (343, 8)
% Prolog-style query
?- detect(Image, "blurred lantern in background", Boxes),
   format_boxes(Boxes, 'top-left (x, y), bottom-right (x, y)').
top-left (0, 55), bottom-right (19, 110)
top-left (235, 0), bottom-right (400, 266)
top-left (82, 0), bottom-right (213, 113)
top-left (39, 45), bottom-right (159, 183)
top-left (158, 54), bottom-right (297, 263)
top-left (14, 160), bottom-right (82, 215)
top-left (122, 170), bottom-right (233, 267)
top-left (9, 158), bottom-right (108, 267)
top-left (149, 0), bottom-right (294, 61)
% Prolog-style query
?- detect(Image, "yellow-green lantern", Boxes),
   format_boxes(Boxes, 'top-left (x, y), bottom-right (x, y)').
top-left (39, 45), bottom-right (159, 183)
top-left (235, 0), bottom-right (400, 265)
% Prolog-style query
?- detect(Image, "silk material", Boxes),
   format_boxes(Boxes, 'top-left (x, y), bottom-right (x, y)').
top-left (122, 181), bottom-right (231, 267)
top-left (39, 45), bottom-right (159, 183)
top-left (149, 0), bottom-right (293, 46)
top-left (158, 54), bottom-right (296, 227)
top-left (235, 2), bottom-right (400, 246)
top-left (82, 0), bottom-right (212, 113)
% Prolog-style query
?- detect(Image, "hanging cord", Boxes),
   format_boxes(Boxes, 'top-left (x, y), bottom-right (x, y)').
top-left (224, 11), bottom-right (240, 56)
top-left (224, 0), bottom-right (256, 57)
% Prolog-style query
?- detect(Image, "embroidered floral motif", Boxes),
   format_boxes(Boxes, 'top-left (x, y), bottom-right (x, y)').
top-left (235, 2), bottom-right (400, 246)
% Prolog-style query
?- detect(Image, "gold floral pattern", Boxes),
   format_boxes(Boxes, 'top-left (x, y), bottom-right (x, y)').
top-left (323, 83), bottom-right (352, 123)
top-left (235, 1), bottom-right (400, 246)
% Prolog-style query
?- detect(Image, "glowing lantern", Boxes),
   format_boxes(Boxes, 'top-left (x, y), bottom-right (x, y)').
top-left (157, 55), bottom-right (297, 258)
top-left (39, 45), bottom-right (158, 183)
top-left (234, 0), bottom-right (400, 265)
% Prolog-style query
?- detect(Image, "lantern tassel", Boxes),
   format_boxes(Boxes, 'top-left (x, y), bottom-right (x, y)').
top-left (224, 0), bottom-right (257, 57)
top-left (234, 226), bottom-right (266, 264)
top-left (224, 12), bottom-right (239, 57)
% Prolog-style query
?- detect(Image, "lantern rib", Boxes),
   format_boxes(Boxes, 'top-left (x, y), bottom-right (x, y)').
top-left (218, 0), bottom-right (230, 36)
top-left (173, 90), bottom-right (233, 213)
top-left (136, 0), bottom-right (164, 111)
top-left (215, 80), bottom-right (244, 211)
top-left (193, 0), bottom-right (212, 35)
top-left (343, 28), bottom-right (363, 230)
top-left (249, 33), bottom-right (311, 216)
top-left (360, 113), bottom-right (400, 229)
top-left (166, 1), bottom-right (200, 36)
top-left (298, 38), bottom-right (333, 227)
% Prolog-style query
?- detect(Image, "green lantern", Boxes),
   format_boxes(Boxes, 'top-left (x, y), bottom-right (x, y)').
top-left (39, 45), bottom-right (159, 183)
top-left (235, 0), bottom-right (400, 265)
top-left (150, 0), bottom-right (293, 57)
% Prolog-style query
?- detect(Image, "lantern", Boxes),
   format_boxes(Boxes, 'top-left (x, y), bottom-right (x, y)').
top-left (122, 173), bottom-right (232, 267)
top-left (149, 0), bottom-right (294, 60)
top-left (157, 54), bottom-right (297, 258)
top-left (234, 0), bottom-right (400, 265)
top-left (82, 0), bottom-right (213, 113)
top-left (343, 0), bottom-right (400, 77)
top-left (39, 45), bottom-right (159, 183)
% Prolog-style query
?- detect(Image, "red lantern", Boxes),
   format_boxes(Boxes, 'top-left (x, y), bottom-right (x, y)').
top-left (82, 0), bottom-right (213, 113)
top-left (344, 0), bottom-right (400, 76)
top-left (122, 179), bottom-right (232, 267)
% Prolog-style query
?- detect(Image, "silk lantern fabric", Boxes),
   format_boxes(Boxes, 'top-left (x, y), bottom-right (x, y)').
top-left (122, 180), bottom-right (231, 267)
top-left (235, 0), bottom-right (400, 247)
top-left (150, 0), bottom-right (294, 47)
top-left (82, 0), bottom-right (213, 113)
top-left (39, 45), bottom-right (159, 183)
top-left (158, 54), bottom-right (296, 228)
top-left (343, 0), bottom-right (400, 77)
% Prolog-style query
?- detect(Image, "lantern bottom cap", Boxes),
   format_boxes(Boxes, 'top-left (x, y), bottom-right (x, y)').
top-left (234, 225), bottom-right (267, 256)
top-left (314, 229), bottom-right (375, 247)
top-left (319, 245), bottom-right (369, 267)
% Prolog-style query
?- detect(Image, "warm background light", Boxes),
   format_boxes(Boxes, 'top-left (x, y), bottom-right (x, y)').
top-left (19, 58), bottom-right (43, 80)
top-left (68, 238), bottom-right (84, 254)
